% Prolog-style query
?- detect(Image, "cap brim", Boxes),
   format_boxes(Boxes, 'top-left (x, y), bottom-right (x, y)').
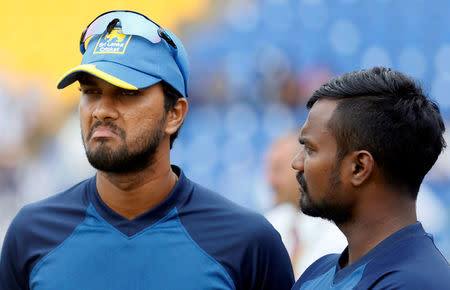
top-left (57, 62), bottom-right (161, 90)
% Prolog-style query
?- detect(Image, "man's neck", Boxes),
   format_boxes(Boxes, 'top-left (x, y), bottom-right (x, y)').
top-left (95, 152), bottom-right (178, 220)
top-left (338, 190), bottom-right (417, 268)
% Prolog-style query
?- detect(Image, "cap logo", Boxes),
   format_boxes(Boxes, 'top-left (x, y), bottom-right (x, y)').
top-left (93, 27), bottom-right (132, 54)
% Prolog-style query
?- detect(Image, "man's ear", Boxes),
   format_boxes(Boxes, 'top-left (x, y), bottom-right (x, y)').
top-left (165, 98), bottom-right (188, 135)
top-left (348, 150), bottom-right (374, 187)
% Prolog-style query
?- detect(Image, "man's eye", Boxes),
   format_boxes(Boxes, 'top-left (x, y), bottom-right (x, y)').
top-left (304, 146), bottom-right (313, 154)
top-left (80, 88), bottom-right (101, 95)
top-left (121, 90), bottom-right (140, 96)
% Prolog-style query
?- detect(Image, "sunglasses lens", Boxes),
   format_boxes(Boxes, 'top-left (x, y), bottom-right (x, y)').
top-left (82, 11), bottom-right (162, 46)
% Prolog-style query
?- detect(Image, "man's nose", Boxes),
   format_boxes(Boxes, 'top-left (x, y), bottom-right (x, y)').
top-left (291, 150), bottom-right (305, 172)
top-left (92, 94), bottom-right (119, 121)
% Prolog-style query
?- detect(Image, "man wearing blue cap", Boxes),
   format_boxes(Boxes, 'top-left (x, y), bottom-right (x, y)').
top-left (0, 11), bottom-right (294, 289)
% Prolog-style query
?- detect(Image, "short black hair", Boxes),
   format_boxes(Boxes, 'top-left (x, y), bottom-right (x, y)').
top-left (161, 81), bottom-right (183, 149)
top-left (307, 66), bottom-right (446, 198)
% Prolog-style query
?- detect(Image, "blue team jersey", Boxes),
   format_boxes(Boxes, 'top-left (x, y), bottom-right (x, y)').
top-left (0, 166), bottom-right (294, 290)
top-left (292, 222), bottom-right (450, 289)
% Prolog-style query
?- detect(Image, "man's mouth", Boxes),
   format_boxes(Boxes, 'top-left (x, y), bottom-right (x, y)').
top-left (92, 126), bottom-right (118, 138)
top-left (87, 121), bottom-right (125, 140)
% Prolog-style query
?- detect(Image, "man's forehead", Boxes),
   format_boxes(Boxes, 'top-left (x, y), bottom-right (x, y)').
top-left (301, 99), bottom-right (339, 136)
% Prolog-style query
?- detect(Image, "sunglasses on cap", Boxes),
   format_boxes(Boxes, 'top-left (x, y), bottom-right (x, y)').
top-left (79, 10), bottom-right (177, 54)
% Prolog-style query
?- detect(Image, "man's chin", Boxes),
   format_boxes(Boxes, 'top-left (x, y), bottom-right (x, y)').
top-left (299, 195), bottom-right (322, 218)
top-left (299, 203), bottom-right (318, 217)
top-left (85, 145), bottom-right (156, 174)
top-left (85, 147), bottom-right (128, 173)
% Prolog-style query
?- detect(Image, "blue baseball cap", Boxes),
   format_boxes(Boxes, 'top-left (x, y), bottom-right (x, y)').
top-left (57, 12), bottom-right (189, 98)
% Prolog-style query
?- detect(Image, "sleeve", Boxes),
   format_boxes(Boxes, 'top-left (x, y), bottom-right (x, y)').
top-left (242, 217), bottom-right (295, 290)
top-left (0, 211), bottom-right (29, 290)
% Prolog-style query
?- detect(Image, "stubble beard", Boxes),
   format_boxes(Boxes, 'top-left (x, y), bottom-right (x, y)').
top-left (296, 164), bottom-right (353, 225)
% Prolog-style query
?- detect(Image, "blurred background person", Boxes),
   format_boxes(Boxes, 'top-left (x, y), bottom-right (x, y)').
top-left (265, 132), bottom-right (347, 278)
